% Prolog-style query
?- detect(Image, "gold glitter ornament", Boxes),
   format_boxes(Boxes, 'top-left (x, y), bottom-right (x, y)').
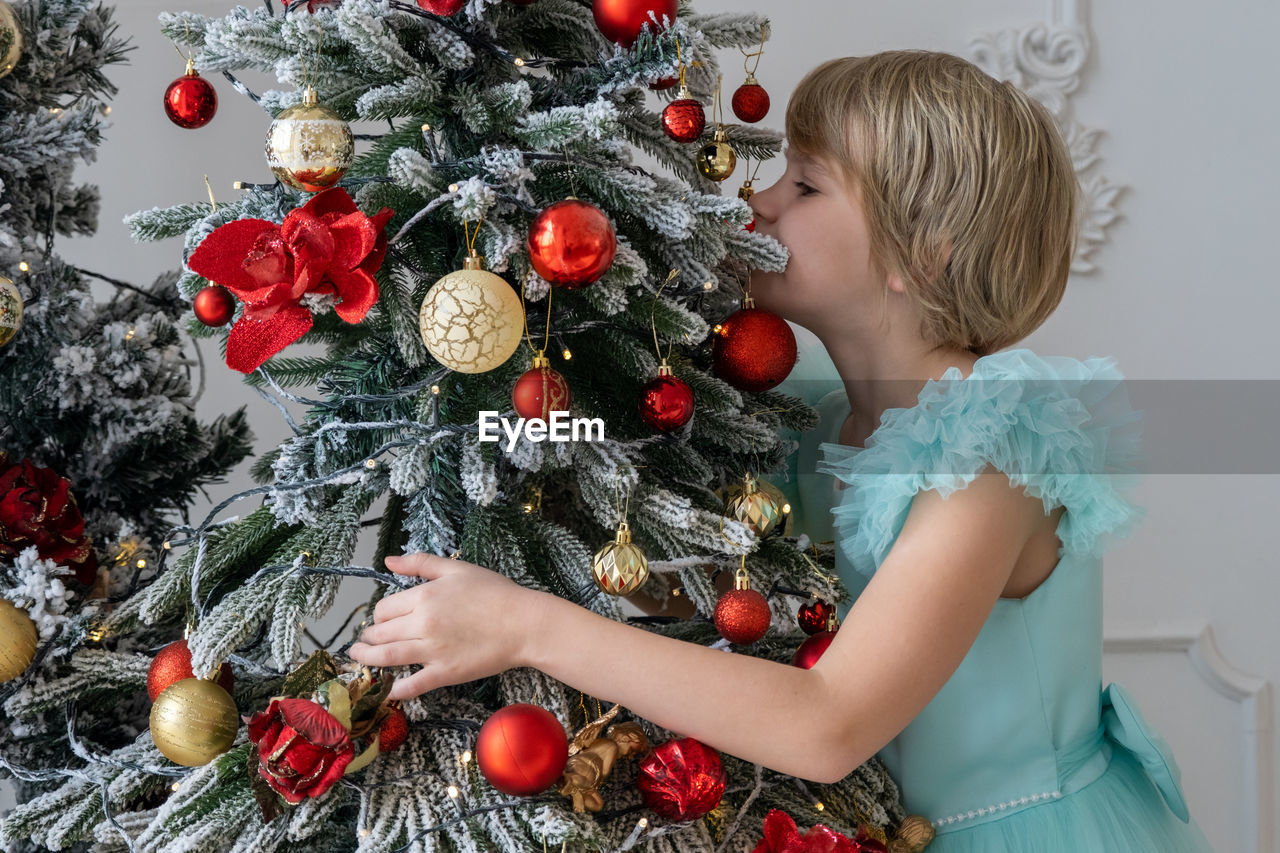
top-left (0, 1), bottom-right (21, 80)
top-left (265, 87), bottom-right (354, 192)
top-left (695, 128), bottom-right (736, 182)
top-left (0, 276), bottom-right (22, 348)
top-left (419, 253), bottom-right (524, 374)
top-left (724, 474), bottom-right (784, 537)
top-left (150, 678), bottom-right (239, 766)
top-left (591, 520), bottom-right (649, 596)
top-left (0, 599), bottom-right (37, 684)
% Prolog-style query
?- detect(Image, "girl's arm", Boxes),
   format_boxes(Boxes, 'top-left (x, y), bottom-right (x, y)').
top-left (349, 467), bottom-right (1047, 784)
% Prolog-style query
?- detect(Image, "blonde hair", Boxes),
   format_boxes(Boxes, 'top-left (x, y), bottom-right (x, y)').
top-left (786, 51), bottom-right (1079, 356)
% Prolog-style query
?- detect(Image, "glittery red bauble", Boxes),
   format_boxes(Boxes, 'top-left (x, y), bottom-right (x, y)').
top-left (417, 0), bottom-right (466, 14)
top-left (636, 737), bottom-right (725, 821)
top-left (193, 284), bottom-right (236, 327)
top-left (147, 640), bottom-right (234, 703)
top-left (797, 599), bottom-right (833, 636)
top-left (512, 363), bottom-right (571, 420)
top-left (591, 0), bottom-right (677, 47)
top-left (731, 82), bottom-right (771, 123)
top-left (638, 373), bottom-right (694, 432)
top-left (163, 70), bottom-right (217, 129)
top-left (791, 631), bottom-right (836, 670)
top-left (378, 706), bottom-right (409, 752)
top-left (712, 307), bottom-right (797, 392)
top-left (714, 587), bottom-right (771, 644)
top-left (527, 199), bottom-right (617, 289)
top-left (745, 217), bottom-right (756, 233)
top-left (649, 75), bottom-right (678, 91)
top-left (661, 97), bottom-right (706, 143)
top-left (476, 703), bottom-right (568, 796)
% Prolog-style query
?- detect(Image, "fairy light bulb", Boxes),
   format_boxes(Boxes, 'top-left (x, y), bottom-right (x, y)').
top-left (460, 749), bottom-right (472, 764)
top-left (431, 384), bottom-right (440, 395)
top-left (446, 785), bottom-right (460, 799)
top-left (561, 347), bottom-right (572, 361)
top-left (18, 261), bottom-right (28, 272)
top-left (136, 558), bottom-right (147, 569)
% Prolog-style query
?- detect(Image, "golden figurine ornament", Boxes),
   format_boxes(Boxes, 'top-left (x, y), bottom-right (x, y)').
top-left (888, 815), bottom-right (937, 852)
top-left (149, 677), bottom-right (239, 766)
top-left (696, 127), bottom-right (737, 182)
top-left (418, 250), bottom-right (524, 374)
top-left (724, 473), bottom-right (786, 537)
top-left (0, 1), bottom-right (21, 80)
top-left (591, 520), bottom-right (649, 595)
top-left (558, 704), bottom-right (650, 812)
top-left (265, 86), bottom-right (354, 192)
top-left (0, 275), bottom-right (22, 348)
top-left (0, 598), bottom-right (37, 684)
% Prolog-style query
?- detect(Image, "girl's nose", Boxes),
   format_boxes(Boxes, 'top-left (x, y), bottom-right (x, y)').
top-left (748, 178), bottom-right (781, 225)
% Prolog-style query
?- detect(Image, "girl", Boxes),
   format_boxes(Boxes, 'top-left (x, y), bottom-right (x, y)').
top-left (351, 52), bottom-right (1213, 851)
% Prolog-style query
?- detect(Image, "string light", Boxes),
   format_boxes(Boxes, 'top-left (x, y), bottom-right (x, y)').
top-left (814, 802), bottom-right (825, 812)
top-left (162, 541), bottom-right (172, 551)
top-left (358, 828), bottom-right (370, 838)
top-left (638, 817), bottom-right (649, 828)
top-left (170, 782), bottom-right (180, 792)
top-left (561, 347), bottom-right (572, 361)
top-left (421, 123), bottom-right (431, 132)
top-left (703, 280), bottom-right (714, 291)
top-left (136, 558), bottom-right (147, 569)
top-left (125, 328), bottom-right (136, 341)
top-left (430, 384), bottom-right (440, 395)
top-left (514, 57), bottom-right (526, 67)
top-left (448, 183), bottom-right (459, 193)
top-left (232, 181), bottom-right (246, 190)
top-left (446, 785), bottom-right (460, 799)
top-left (18, 261), bottom-right (28, 272)
top-left (364, 459), bottom-right (377, 470)
top-left (460, 750), bottom-right (472, 765)
top-left (782, 502), bottom-right (792, 514)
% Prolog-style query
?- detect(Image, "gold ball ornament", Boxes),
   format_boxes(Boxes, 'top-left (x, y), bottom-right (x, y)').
top-left (418, 254), bottom-right (524, 374)
top-left (724, 474), bottom-right (785, 537)
top-left (695, 128), bottom-right (737, 182)
top-left (0, 599), bottom-right (37, 684)
top-left (591, 521), bottom-right (650, 596)
top-left (0, 1), bottom-right (21, 80)
top-left (265, 87), bottom-right (354, 192)
top-left (149, 678), bottom-right (239, 767)
top-left (0, 276), bottom-right (22, 348)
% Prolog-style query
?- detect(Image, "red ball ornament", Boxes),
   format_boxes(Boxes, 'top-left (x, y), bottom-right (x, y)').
top-left (649, 75), bottom-right (678, 91)
top-left (475, 703), bottom-right (568, 796)
top-left (714, 587), bottom-right (771, 644)
top-left (711, 303), bottom-right (797, 392)
top-left (163, 66), bottom-right (217, 130)
top-left (638, 366), bottom-right (694, 432)
top-left (591, 0), bottom-right (677, 47)
top-left (147, 639), bottom-right (234, 703)
top-left (731, 77), bottom-right (771, 124)
top-left (378, 705), bottom-right (409, 752)
top-left (636, 737), bottom-right (726, 822)
top-left (797, 599), bottom-right (833, 636)
top-left (792, 631), bottom-right (836, 670)
top-left (527, 199), bottom-right (617, 289)
top-left (417, 0), bottom-right (466, 14)
top-left (744, 217), bottom-right (756, 233)
top-left (512, 355), bottom-right (571, 420)
top-left (193, 284), bottom-right (236, 327)
top-left (661, 93), bottom-right (706, 143)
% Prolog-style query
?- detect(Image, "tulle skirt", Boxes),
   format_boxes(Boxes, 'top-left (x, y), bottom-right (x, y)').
top-left (927, 751), bottom-right (1214, 853)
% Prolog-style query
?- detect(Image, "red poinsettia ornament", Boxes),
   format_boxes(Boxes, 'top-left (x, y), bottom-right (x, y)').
top-left (245, 697), bottom-right (355, 804)
top-left (187, 188), bottom-right (393, 373)
top-left (0, 455), bottom-right (97, 585)
top-left (752, 809), bottom-right (889, 853)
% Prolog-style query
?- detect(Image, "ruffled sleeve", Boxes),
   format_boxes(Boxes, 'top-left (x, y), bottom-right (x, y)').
top-left (817, 348), bottom-right (1146, 581)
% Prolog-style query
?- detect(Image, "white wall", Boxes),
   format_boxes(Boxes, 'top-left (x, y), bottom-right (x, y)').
top-left (47, 1), bottom-right (1278, 849)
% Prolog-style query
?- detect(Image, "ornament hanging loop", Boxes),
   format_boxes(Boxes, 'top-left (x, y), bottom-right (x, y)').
top-left (649, 269), bottom-right (681, 364)
top-left (740, 25), bottom-right (766, 78)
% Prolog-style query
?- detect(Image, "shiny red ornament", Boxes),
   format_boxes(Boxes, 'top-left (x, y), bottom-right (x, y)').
top-left (378, 705), bottom-right (409, 752)
top-left (636, 737), bottom-right (725, 821)
top-left (797, 599), bottom-right (832, 636)
top-left (147, 639), bottom-right (234, 703)
top-left (527, 199), bottom-right (617, 288)
top-left (193, 284), bottom-right (236, 327)
top-left (163, 68), bottom-right (217, 129)
top-left (712, 304), bottom-right (797, 392)
top-left (476, 703), bottom-right (568, 796)
top-left (591, 0), bottom-right (677, 47)
top-left (638, 368), bottom-right (694, 432)
top-left (417, 0), bottom-right (466, 14)
top-left (791, 631), bottom-right (836, 670)
top-left (512, 356), bottom-right (571, 420)
top-left (661, 94), bottom-right (706, 143)
top-left (731, 79), bottom-right (771, 124)
top-left (714, 587), bottom-right (771, 644)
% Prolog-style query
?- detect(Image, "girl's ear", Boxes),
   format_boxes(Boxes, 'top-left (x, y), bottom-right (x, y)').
top-left (886, 272), bottom-right (907, 294)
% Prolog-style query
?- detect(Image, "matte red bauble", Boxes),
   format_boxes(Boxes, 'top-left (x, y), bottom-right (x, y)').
top-left (527, 199), bottom-right (617, 289)
top-left (636, 737), bottom-right (725, 822)
top-left (476, 703), bottom-right (568, 796)
top-left (591, 0), bottom-right (677, 47)
top-left (417, 0), bottom-right (466, 13)
top-left (731, 77), bottom-right (771, 123)
top-left (193, 284), bottom-right (236, 327)
top-left (638, 366), bottom-right (694, 432)
top-left (711, 303), bottom-right (797, 392)
top-left (797, 599), bottom-right (833, 636)
top-left (792, 631), bottom-right (836, 670)
top-left (661, 93), bottom-right (705, 143)
top-left (513, 355), bottom-right (571, 420)
top-left (147, 639), bottom-right (234, 703)
top-left (714, 587), bottom-right (771, 644)
top-left (378, 706), bottom-right (409, 752)
top-left (163, 67), bottom-right (217, 129)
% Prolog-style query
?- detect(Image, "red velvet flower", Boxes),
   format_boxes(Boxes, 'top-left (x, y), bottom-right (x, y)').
top-left (0, 454), bottom-right (97, 585)
top-left (246, 698), bottom-right (355, 804)
top-left (752, 810), bottom-right (889, 853)
top-left (187, 188), bottom-right (394, 373)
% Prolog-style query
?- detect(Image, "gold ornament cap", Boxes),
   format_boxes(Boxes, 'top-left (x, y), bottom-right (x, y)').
top-left (614, 520), bottom-right (633, 545)
top-left (462, 252), bottom-right (485, 271)
top-left (531, 351), bottom-right (550, 369)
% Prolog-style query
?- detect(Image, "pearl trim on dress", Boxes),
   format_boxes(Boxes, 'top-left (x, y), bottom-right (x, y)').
top-left (932, 790), bottom-right (1062, 828)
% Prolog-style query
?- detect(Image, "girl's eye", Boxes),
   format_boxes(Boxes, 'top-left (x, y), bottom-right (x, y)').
top-left (794, 181), bottom-right (817, 196)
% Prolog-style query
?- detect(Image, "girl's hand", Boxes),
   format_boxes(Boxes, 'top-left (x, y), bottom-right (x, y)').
top-left (348, 553), bottom-right (539, 700)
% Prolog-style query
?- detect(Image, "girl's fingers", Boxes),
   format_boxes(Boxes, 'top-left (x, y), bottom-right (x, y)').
top-left (388, 667), bottom-right (440, 701)
top-left (359, 614), bottom-right (419, 646)
top-left (372, 592), bottom-right (417, 624)
top-left (385, 553), bottom-right (454, 580)
top-left (348, 639), bottom-right (423, 668)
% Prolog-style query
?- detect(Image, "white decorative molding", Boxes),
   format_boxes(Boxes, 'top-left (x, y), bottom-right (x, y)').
top-left (968, 0), bottom-right (1124, 274)
top-left (1105, 625), bottom-right (1275, 853)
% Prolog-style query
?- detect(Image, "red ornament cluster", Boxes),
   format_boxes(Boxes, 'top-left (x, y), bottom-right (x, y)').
top-left (0, 454), bottom-right (97, 585)
top-left (147, 639), bottom-right (234, 702)
top-left (163, 69), bottom-right (217, 129)
top-left (712, 304), bottom-right (797, 392)
top-left (246, 698), bottom-right (355, 804)
top-left (591, 0), bottom-right (677, 47)
top-left (752, 809), bottom-right (889, 853)
top-left (475, 703), bottom-right (569, 796)
top-left (636, 737), bottom-right (725, 822)
top-left (527, 199), bottom-right (617, 289)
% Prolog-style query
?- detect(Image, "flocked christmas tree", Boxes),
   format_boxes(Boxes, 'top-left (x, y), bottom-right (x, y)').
top-left (0, 0), bottom-right (252, 845)
top-left (1, 2), bottom-right (926, 851)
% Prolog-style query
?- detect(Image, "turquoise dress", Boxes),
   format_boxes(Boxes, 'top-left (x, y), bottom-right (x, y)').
top-left (776, 345), bottom-right (1213, 853)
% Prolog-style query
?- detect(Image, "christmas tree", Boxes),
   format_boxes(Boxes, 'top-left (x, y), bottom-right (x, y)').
top-left (3, 2), bottom-right (916, 851)
top-left (0, 0), bottom-right (252, 845)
